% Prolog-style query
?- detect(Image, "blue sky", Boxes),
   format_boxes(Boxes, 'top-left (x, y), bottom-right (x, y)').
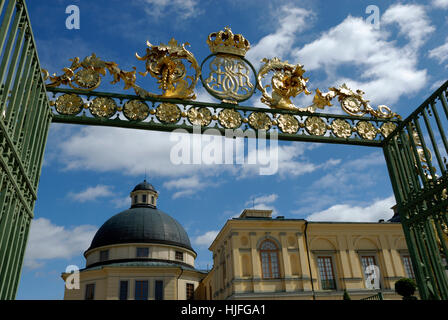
top-left (15, 0), bottom-right (448, 299)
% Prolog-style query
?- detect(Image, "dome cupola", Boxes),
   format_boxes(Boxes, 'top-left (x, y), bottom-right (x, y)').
top-left (130, 179), bottom-right (158, 208)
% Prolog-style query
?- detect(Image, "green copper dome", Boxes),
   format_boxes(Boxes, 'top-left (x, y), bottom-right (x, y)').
top-left (87, 207), bottom-right (194, 253)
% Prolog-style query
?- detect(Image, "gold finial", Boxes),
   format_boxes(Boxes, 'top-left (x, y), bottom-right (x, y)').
top-left (207, 27), bottom-right (250, 57)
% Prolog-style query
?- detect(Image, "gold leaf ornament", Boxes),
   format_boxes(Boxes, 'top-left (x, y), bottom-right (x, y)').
top-left (248, 112), bottom-right (272, 130)
top-left (156, 103), bottom-right (181, 123)
top-left (123, 100), bottom-right (149, 121)
top-left (187, 107), bottom-right (212, 126)
top-left (356, 121), bottom-right (377, 140)
top-left (90, 97), bottom-right (117, 118)
top-left (55, 94), bottom-right (84, 115)
top-left (277, 114), bottom-right (299, 134)
top-left (218, 109), bottom-right (242, 129)
top-left (331, 119), bottom-right (352, 138)
top-left (305, 116), bottom-right (327, 136)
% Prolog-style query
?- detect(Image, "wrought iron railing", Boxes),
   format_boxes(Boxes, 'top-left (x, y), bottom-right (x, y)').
top-left (360, 292), bottom-right (383, 300)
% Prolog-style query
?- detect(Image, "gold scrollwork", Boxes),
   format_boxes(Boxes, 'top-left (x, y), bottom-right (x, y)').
top-left (136, 38), bottom-right (200, 99)
top-left (54, 94), bottom-right (84, 115)
top-left (277, 114), bottom-right (299, 134)
top-left (187, 107), bottom-right (212, 126)
top-left (43, 38), bottom-right (200, 101)
top-left (156, 103), bottom-right (181, 123)
top-left (123, 100), bottom-right (149, 121)
top-left (331, 119), bottom-right (352, 139)
top-left (305, 116), bottom-right (327, 136)
top-left (90, 97), bottom-right (117, 118)
top-left (218, 109), bottom-right (242, 129)
top-left (257, 57), bottom-right (311, 110)
top-left (248, 112), bottom-right (272, 130)
top-left (307, 83), bottom-right (401, 120)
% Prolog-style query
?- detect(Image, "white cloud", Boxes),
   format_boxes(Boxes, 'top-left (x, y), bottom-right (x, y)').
top-left (139, 0), bottom-right (201, 20)
top-left (54, 126), bottom-right (333, 181)
top-left (429, 37), bottom-right (448, 67)
top-left (294, 4), bottom-right (433, 105)
top-left (68, 184), bottom-right (115, 203)
top-left (306, 196), bottom-right (396, 222)
top-left (432, 0), bottom-right (448, 8)
top-left (244, 193), bottom-right (279, 216)
top-left (163, 175), bottom-right (210, 199)
top-left (246, 6), bottom-right (314, 69)
top-left (382, 4), bottom-right (435, 50)
top-left (193, 230), bottom-right (219, 247)
top-left (24, 218), bottom-right (97, 269)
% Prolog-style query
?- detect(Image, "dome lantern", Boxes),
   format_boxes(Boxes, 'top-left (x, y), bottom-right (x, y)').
top-left (130, 179), bottom-right (159, 208)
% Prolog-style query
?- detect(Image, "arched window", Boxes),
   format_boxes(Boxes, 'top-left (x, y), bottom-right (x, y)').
top-left (259, 240), bottom-right (280, 279)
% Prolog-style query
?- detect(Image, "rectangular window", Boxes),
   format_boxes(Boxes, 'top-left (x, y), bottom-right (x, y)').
top-left (134, 195), bottom-right (138, 204)
top-left (403, 255), bottom-right (415, 279)
top-left (99, 250), bottom-right (109, 262)
top-left (317, 256), bottom-right (336, 290)
top-left (85, 283), bottom-right (95, 300)
top-left (151, 196), bottom-right (154, 204)
top-left (155, 280), bottom-right (164, 300)
top-left (142, 194), bottom-right (147, 203)
top-left (186, 283), bottom-right (194, 300)
top-left (136, 247), bottom-right (149, 258)
top-left (175, 251), bottom-right (183, 261)
top-left (135, 280), bottom-right (149, 300)
top-left (119, 281), bottom-right (128, 300)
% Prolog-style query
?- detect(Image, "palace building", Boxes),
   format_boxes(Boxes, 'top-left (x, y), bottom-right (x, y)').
top-left (62, 181), bottom-right (413, 300)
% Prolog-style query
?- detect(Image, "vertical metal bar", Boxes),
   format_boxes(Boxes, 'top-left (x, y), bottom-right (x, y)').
top-left (3, 210), bottom-right (25, 299)
top-left (19, 72), bottom-right (40, 167)
top-left (413, 117), bottom-right (437, 180)
top-left (422, 219), bottom-right (448, 298)
top-left (398, 131), bottom-right (421, 191)
top-left (439, 93), bottom-right (448, 121)
top-left (421, 108), bottom-right (445, 174)
top-left (10, 216), bottom-right (30, 299)
top-left (0, 202), bottom-right (21, 298)
top-left (0, 0), bottom-right (16, 56)
top-left (392, 137), bottom-right (411, 196)
top-left (4, 32), bottom-right (30, 122)
top-left (430, 101), bottom-right (448, 156)
top-left (405, 122), bottom-right (428, 187)
top-left (32, 108), bottom-right (51, 184)
top-left (406, 225), bottom-right (430, 299)
top-left (413, 223), bottom-right (440, 299)
top-left (0, 7), bottom-right (25, 111)
top-left (11, 51), bottom-right (34, 140)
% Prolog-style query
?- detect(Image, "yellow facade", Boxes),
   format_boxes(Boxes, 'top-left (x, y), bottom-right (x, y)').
top-left (197, 209), bottom-right (413, 300)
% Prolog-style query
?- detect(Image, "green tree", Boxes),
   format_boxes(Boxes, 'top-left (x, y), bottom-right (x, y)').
top-left (395, 278), bottom-right (417, 300)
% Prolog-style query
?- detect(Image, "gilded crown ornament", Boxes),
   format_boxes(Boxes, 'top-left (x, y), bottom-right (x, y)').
top-left (207, 27), bottom-right (250, 57)
top-left (202, 27), bottom-right (256, 104)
